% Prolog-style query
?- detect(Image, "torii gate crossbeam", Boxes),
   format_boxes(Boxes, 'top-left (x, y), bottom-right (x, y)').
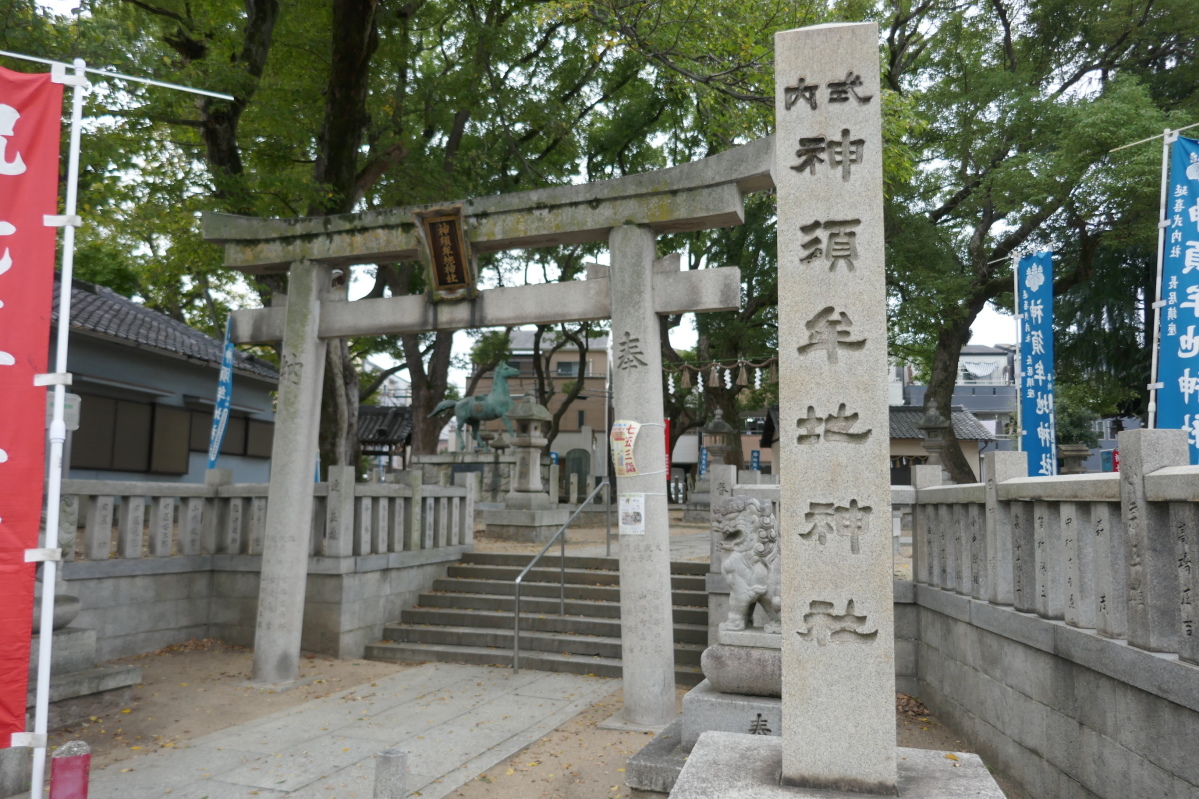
top-left (202, 135), bottom-right (776, 729)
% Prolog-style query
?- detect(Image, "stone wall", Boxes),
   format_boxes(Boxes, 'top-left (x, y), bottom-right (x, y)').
top-left (907, 584), bottom-right (1199, 799)
top-left (63, 548), bottom-right (467, 661)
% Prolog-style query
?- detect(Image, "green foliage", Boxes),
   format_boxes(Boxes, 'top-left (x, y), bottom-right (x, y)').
top-left (471, 330), bottom-right (513, 369)
top-left (1054, 382), bottom-right (1101, 448)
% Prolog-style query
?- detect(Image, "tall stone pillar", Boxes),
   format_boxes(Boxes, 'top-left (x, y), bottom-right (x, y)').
top-left (775, 23), bottom-right (896, 792)
top-left (607, 224), bottom-right (676, 728)
top-left (252, 260), bottom-right (332, 684)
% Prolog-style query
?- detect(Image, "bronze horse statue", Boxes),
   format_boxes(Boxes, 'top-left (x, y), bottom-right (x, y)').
top-left (430, 362), bottom-right (520, 451)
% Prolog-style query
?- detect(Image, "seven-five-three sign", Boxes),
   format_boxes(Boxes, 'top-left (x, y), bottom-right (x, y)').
top-left (1155, 136), bottom-right (1199, 463)
top-left (0, 67), bottom-right (63, 747)
top-left (1018, 252), bottom-right (1057, 476)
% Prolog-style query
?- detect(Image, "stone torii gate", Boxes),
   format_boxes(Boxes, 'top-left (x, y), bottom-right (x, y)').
top-left (202, 139), bottom-right (771, 727)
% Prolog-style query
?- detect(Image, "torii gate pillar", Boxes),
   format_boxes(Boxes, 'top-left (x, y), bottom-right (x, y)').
top-left (608, 225), bottom-right (676, 727)
top-left (253, 260), bottom-right (333, 684)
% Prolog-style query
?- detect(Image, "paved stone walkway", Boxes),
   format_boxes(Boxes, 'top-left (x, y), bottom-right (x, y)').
top-left (572, 530), bottom-right (711, 561)
top-left (86, 663), bottom-right (617, 799)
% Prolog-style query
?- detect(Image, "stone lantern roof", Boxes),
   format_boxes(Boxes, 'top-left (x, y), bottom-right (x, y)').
top-left (507, 398), bottom-right (552, 423)
top-left (704, 408), bottom-right (738, 464)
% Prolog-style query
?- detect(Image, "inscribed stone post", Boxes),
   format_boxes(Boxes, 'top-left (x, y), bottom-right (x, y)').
top-left (1118, 428), bottom-right (1188, 652)
top-left (252, 260), bottom-right (332, 684)
top-left (607, 224), bottom-right (676, 728)
top-left (775, 23), bottom-right (896, 792)
top-left (983, 450), bottom-right (1027, 606)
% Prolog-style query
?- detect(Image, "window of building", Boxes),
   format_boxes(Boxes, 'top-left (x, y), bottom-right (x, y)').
top-left (557, 361), bottom-right (580, 377)
top-left (72, 391), bottom-right (273, 473)
top-left (577, 409), bottom-right (586, 428)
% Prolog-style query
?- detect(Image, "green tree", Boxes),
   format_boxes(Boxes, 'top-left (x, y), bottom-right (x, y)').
top-left (31, 0), bottom-right (730, 469)
top-left (882, 0), bottom-right (1198, 482)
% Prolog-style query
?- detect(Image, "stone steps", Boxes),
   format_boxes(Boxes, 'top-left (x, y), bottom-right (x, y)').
top-left (400, 607), bottom-right (709, 645)
top-left (416, 591), bottom-right (709, 625)
top-left (365, 551), bottom-right (709, 685)
top-left (430, 577), bottom-right (708, 608)
top-left (364, 640), bottom-right (706, 685)
top-left (380, 623), bottom-right (706, 665)
top-left (445, 562), bottom-right (707, 591)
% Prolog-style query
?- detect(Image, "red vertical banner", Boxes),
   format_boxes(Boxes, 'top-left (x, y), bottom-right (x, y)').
top-left (0, 67), bottom-right (64, 747)
top-left (663, 418), bottom-right (671, 483)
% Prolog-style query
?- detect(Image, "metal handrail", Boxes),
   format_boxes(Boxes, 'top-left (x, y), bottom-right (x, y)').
top-left (513, 479), bottom-right (610, 672)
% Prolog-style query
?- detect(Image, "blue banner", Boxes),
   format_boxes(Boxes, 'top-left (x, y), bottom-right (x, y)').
top-left (207, 318), bottom-right (234, 469)
top-left (750, 450), bottom-right (761, 471)
top-left (698, 446), bottom-right (709, 478)
top-left (1018, 252), bottom-right (1056, 476)
top-left (1155, 136), bottom-right (1199, 463)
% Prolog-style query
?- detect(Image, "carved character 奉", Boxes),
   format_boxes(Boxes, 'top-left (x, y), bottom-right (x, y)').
top-left (713, 495), bottom-right (782, 633)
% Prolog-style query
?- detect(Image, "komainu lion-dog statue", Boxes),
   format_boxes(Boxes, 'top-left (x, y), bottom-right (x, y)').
top-left (712, 495), bottom-right (781, 633)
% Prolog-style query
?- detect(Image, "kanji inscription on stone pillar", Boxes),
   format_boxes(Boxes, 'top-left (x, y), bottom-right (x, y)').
top-left (776, 22), bottom-right (896, 793)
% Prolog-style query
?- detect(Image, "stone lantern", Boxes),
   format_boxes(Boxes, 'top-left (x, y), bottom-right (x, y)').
top-left (684, 409), bottom-right (740, 521)
top-left (481, 399), bottom-right (572, 542)
top-left (506, 398), bottom-right (552, 505)
top-left (703, 408), bottom-right (739, 465)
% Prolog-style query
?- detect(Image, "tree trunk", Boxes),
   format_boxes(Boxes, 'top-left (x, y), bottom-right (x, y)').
top-left (320, 338), bottom-right (360, 474)
top-left (307, 0), bottom-right (380, 478)
top-left (922, 304), bottom-right (985, 483)
top-left (404, 330), bottom-right (455, 455)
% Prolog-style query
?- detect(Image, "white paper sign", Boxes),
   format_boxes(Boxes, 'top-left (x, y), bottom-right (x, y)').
top-left (619, 492), bottom-right (646, 536)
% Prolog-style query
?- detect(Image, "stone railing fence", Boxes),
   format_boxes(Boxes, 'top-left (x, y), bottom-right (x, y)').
top-left (56, 464), bottom-right (475, 563)
top-left (913, 428), bottom-right (1197, 665)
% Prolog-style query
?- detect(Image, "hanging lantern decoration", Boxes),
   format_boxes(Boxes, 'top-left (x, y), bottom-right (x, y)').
top-left (697, 371), bottom-right (704, 393)
top-left (724, 368), bottom-right (733, 390)
top-left (754, 367), bottom-right (763, 390)
top-left (708, 363), bottom-right (720, 386)
top-left (667, 372), bottom-right (675, 394)
top-left (736, 362), bottom-right (749, 387)
top-left (681, 365), bottom-right (692, 389)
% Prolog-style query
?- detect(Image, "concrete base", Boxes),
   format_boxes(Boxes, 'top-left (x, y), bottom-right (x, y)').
top-left (0, 746), bottom-right (30, 799)
top-left (25, 627), bottom-right (142, 708)
top-left (682, 680), bottom-right (780, 750)
top-left (597, 708), bottom-right (672, 733)
top-left (626, 718), bottom-right (688, 795)
top-left (33, 664), bottom-right (142, 707)
top-left (670, 734), bottom-right (1006, 798)
top-left (681, 499), bottom-right (710, 523)
top-left (483, 508), bottom-right (572, 543)
top-left (504, 492), bottom-right (554, 510)
top-left (28, 628), bottom-right (100, 679)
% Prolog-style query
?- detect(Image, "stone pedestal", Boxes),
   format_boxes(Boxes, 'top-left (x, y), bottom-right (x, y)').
top-left (26, 628), bottom-right (142, 716)
top-left (481, 508), bottom-right (572, 543)
top-left (682, 479), bottom-right (711, 523)
top-left (2, 627), bottom-right (142, 797)
top-left (681, 680), bottom-right (781, 750)
top-left (668, 734), bottom-right (1006, 799)
top-left (1058, 443), bottom-right (1091, 474)
top-left (482, 399), bottom-right (572, 541)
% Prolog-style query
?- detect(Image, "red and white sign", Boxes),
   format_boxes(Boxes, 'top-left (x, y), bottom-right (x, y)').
top-left (0, 67), bottom-right (63, 748)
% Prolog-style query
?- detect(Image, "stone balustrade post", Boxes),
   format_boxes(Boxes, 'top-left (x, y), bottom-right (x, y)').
top-left (912, 465), bottom-right (942, 585)
top-left (1118, 428), bottom-right (1189, 652)
top-left (202, 468), bottom-right (232, 555)
top-left (983, 451), bottom-right (1027, 606)
top-left (324, 465), bottom-right (357, 558)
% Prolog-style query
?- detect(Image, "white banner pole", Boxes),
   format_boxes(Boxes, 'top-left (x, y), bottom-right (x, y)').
top-left (27, 58), bottom-right (88, 799)
top-left (1147, 128), bottom-right (1177, 430)
top-left (1013, 253), bottom-right (1023, 450)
